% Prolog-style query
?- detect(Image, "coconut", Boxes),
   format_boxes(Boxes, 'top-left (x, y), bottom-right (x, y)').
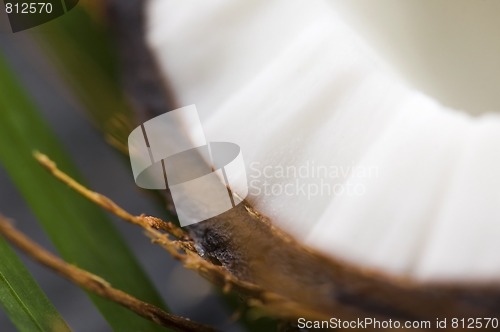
top-left (110, 0), bottom-right (500, 321)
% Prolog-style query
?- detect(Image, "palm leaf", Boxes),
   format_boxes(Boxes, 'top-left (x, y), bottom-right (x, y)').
top-left (0, 236), bottom-right (70, 332)
top-left (0, 53), bottom-right (168, 332)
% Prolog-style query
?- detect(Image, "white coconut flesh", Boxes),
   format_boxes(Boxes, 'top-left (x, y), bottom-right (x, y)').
top-left (145, 0), bottom-right (500, 282)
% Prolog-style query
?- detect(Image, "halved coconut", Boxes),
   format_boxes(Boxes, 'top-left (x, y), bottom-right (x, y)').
top-left (125, 0), bottom-right (500, 320)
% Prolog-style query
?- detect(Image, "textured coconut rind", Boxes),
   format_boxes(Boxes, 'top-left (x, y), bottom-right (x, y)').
top-left (105, 0), bottom-right (500, 322)
top-left (189, 202), bottom-right (500, 320)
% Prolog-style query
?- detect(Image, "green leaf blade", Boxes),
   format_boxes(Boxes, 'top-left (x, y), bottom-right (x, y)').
top-left (0, 237), bottom-right (71, 332)
top-left (0, 53), bottom-right (168, 331)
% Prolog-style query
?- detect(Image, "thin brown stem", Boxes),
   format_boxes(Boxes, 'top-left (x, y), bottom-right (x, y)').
top-left (33, 151), bottom-right (187, 240)
top-left (0, 216), bottom-right (217, 332)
